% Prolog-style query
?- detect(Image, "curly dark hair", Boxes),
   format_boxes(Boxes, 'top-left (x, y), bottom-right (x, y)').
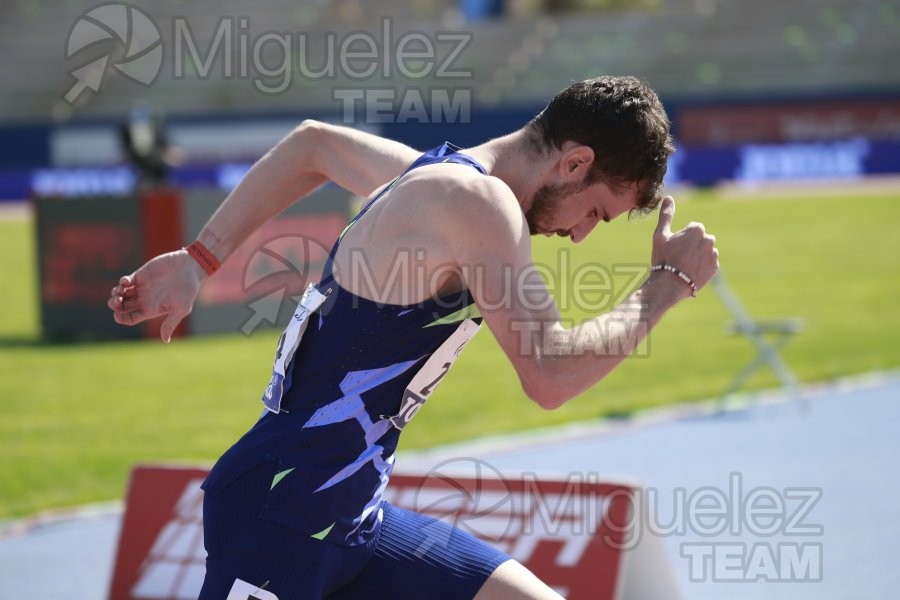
top-left (527, 76), bottom-right (675, 213)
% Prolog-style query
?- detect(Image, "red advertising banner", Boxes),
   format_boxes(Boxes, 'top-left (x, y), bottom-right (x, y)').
top-left (384, 464), bottom-right (636, 600)
top-left (109, 465), bottom-right (655, 600)
top-left (109, 466), bottom-right (210, 600)
top-left (678, 99), bottom-right (900, 145)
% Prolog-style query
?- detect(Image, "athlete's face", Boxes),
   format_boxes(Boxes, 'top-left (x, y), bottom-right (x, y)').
top-left (525, 163), bottom-right (640, 243)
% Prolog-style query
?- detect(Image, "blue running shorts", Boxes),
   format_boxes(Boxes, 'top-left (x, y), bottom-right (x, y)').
top-left (199, 461), bottom-right (511, 599)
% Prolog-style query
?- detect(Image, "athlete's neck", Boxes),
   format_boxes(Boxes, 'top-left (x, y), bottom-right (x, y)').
top-left (463, 129), bottom-right (554, 212)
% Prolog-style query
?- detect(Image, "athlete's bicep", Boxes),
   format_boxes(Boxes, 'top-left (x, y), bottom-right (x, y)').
top-left (309, 122), bottom-right (420, 197)
top-left (449, 181), bottom-right (563, 406)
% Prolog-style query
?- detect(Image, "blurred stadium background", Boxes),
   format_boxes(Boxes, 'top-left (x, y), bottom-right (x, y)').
top-left (1, 0), bottom-right (899, 598)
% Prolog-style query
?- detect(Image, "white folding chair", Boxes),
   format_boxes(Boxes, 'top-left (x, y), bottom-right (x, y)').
top-left (711, 272), bottom-right (804, 405)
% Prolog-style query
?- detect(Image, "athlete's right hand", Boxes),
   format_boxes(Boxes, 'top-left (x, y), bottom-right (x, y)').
top-left (650, 196), bottom-right (719, 299)
top-left (107, 250), bottom-right (206, 343)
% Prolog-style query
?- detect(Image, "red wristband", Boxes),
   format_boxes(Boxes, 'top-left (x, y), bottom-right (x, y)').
top-left (186, 240), bottom-right (221, 276)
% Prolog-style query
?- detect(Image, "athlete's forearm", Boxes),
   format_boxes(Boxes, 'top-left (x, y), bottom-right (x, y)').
top-left (195, 120), bottom-right (329, 262)
top-left (532, 272), bottom-right (686, 408)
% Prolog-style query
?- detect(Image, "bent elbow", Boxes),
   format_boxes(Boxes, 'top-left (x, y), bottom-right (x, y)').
top-left (290, 119), bottom-right (323, 143)
top-left (295, 118), bottom-right (322, 132)
top-left (520, 371), bottom-right (570, 411)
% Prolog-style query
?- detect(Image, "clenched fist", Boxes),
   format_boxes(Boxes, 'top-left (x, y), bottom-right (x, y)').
top-left (650, 196), bottom-right (719, 298)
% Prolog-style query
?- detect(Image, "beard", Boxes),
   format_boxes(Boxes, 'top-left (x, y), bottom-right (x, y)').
top-left (524, 180), bottom-right (584, 236)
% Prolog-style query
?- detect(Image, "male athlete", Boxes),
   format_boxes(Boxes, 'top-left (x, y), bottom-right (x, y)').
top-left (108, 76), bottom-right (718, 599)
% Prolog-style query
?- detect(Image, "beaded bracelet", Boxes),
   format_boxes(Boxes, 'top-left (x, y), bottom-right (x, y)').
top-left (186, 240), bottom-right (221, 276)
top-left (650, 264), bottom-right (698, 298)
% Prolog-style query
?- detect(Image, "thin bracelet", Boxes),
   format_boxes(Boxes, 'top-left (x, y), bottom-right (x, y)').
top-left (650, 264), bottom-right (698, 298)
top-left (186, 240), bottom-right (221, 276)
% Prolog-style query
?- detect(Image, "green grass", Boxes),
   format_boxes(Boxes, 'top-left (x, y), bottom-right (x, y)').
top-left (2, 190), bottom-right (899, 519)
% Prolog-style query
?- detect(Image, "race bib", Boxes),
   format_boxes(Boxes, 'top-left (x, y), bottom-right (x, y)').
top-left (386, 318), bottom-right (481, 430)
top-left (261, 283), bottom-right (329, 414)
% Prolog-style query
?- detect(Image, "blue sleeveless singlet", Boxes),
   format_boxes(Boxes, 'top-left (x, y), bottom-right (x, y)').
top-left (202, 142), bottom-right (489, 546)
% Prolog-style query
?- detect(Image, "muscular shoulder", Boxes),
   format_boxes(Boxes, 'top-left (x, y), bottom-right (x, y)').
top-left (396, 165), bottom-right (529, 255)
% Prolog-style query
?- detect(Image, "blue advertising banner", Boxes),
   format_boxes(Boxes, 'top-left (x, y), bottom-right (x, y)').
top-left (4, 137), bottom-right (900, 202)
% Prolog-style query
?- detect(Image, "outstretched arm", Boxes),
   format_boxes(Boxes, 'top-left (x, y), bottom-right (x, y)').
top-left (108, 121), bottom-right (419, 341)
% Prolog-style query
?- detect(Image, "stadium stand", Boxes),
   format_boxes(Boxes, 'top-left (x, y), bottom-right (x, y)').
top-left (0, 0), bottom-right (896, 119)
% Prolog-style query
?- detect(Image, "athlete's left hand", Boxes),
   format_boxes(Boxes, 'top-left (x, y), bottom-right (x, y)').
top-left (107, 249), bottom-right (206, 342)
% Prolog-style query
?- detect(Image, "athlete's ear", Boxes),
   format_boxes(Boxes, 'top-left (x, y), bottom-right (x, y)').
top-left (558, 143), bottom-right (594, 181)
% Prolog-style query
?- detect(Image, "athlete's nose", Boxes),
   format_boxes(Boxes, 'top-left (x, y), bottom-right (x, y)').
top-left (570, 219), bottom-right (598, 244)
